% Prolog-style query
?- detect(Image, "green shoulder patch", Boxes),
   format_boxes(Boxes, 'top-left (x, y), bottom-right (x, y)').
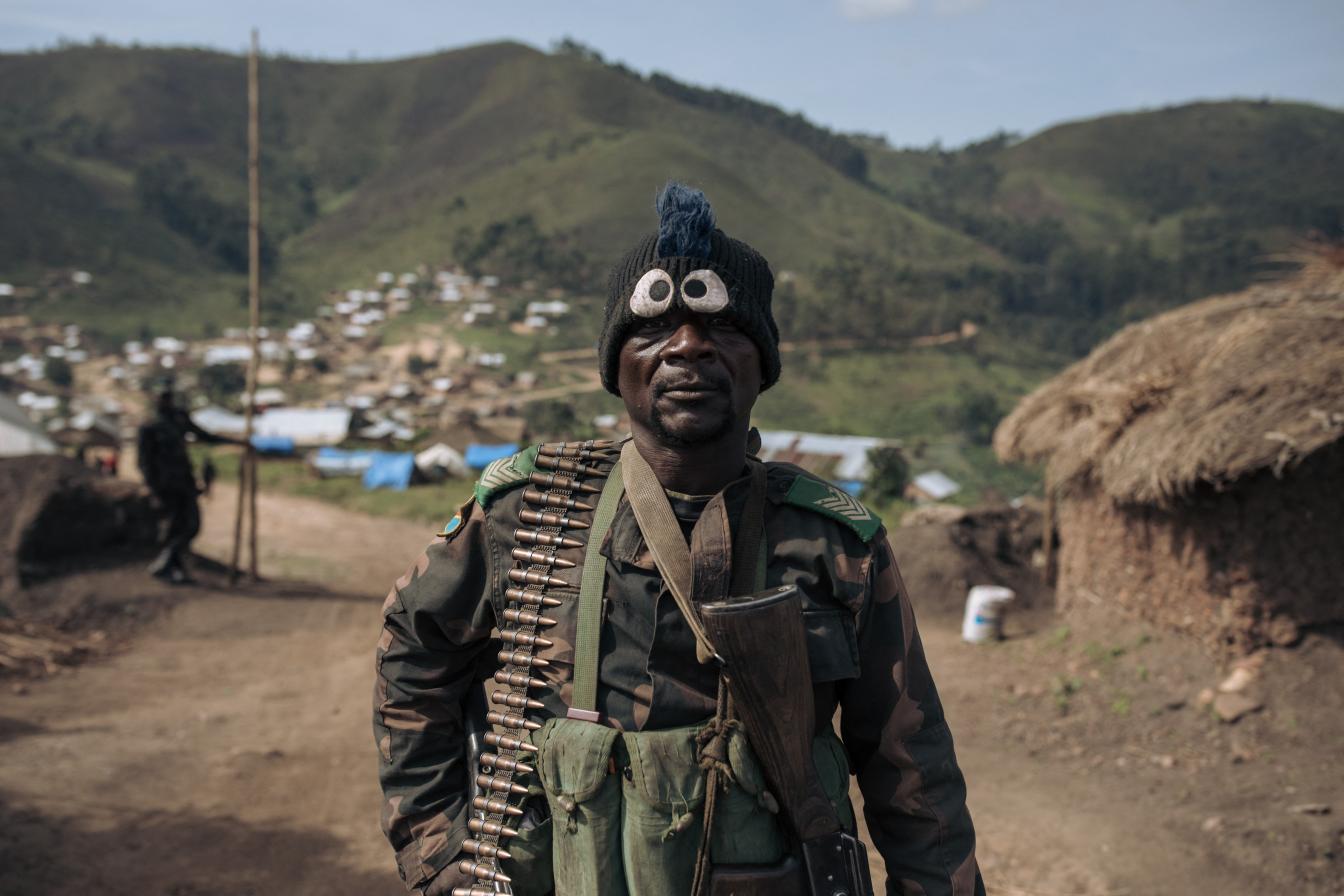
top-left (473, 445), bottom-right (540, 507)
top-left (783, 474), bottom-right (882, 542)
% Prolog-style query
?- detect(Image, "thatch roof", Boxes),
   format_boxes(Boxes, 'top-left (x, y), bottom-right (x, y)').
top-left (994, 251), bottom-right (1344, 506)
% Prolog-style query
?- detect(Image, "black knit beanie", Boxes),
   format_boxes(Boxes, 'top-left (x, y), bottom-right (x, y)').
top-left (599, 182), bottom-right (779, 396)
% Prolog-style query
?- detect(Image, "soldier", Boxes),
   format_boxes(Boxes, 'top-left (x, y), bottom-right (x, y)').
top-left (136, 387), bottom-right (236, 583)
top-left (374, 183), bottom-right (983, 895)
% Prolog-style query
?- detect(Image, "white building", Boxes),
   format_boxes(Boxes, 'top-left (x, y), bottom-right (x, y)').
top-left (0, 392), bottom-right (58, 456)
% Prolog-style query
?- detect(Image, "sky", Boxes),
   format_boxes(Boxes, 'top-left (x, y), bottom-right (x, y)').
top-left (2, 0), bottom-right (1342, 147)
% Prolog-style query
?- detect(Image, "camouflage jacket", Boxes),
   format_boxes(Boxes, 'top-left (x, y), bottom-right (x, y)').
top-left (374, 450), bottom-right (983, 895)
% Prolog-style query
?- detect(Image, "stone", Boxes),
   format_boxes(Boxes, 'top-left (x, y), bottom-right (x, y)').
top-left (1217, 666), bottom-right (1256, 693)
top-left (1213, 692), bottom-right (1263, 723)
top-left (1267, 615), bottom-right (1302, 648)
top-left (1202, 816), bottom-right (1224, 832)
top-left (11, 683), bottom-right (27, 696)
top-left (1287, 803), bottom-right (1331, 816)
top-left (1197, 688), bottom-right (1216, 707)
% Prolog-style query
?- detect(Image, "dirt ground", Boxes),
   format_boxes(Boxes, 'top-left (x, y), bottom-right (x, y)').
top-left (1, 483), bottom-right (1340, 895)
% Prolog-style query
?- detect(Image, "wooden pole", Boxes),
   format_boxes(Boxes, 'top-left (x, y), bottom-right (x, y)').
top-left (231, 29), bottom-right (262, 584)
top-left (245, 29), bottom-right (261, 581)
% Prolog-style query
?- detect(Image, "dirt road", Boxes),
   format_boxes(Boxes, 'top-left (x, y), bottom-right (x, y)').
top-left (1, 484), bottom-right (1339, 895)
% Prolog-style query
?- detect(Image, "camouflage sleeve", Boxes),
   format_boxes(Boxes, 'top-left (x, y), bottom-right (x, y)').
top-left (838, 531), bottom-right (984, 896)
top-left (374, 499), bottom-right (497, 892)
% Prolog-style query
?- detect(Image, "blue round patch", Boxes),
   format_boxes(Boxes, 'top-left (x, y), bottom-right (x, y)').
top-left (440, 514), bottom-right (462, 537)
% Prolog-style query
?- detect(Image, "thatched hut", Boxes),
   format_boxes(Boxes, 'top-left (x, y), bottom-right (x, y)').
top-left (995, 251), bottom-right (1344, 653)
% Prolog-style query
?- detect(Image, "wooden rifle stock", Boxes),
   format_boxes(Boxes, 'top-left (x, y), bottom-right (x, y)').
top-left (700, 586), bottom-right (874, 896)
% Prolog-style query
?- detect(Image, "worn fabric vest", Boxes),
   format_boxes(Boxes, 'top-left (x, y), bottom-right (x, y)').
top-left (475, 441), bottom-right (863, 895)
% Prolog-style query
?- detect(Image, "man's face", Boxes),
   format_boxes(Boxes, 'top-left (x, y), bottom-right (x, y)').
top-left (617, 308), bottom-right (762, 448)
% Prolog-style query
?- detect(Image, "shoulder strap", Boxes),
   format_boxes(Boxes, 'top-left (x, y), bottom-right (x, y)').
top-left (569, 462), bottom-right (624, 718)
top-left (620, 441), bottom-right (721, 664)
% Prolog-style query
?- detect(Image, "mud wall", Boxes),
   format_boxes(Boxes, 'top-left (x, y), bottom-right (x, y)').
top-left (1056, 442), bottom-right (1344, 653)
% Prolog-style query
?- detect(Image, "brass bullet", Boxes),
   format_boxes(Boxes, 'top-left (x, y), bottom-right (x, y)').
top-left (481, 752), bottom-right (535, 775)
top-left (507, 568), bottom-right (568, 589)
top-left (470, 816), bottom-right (521, 837)
top-left (462, 839), bottom-right (513, 861)
top-left (477, 773), bottom-right (530, 797)
top-left (529, 471), bottom-right (602, 494)
top-left (518, 508), bottom-right (589, 530)
top-left (491, 689), bottom-right (545, 711)
top-left (505, 587), bottom-right (563, 608)
top-left (487, 710), bottom-right (542, 732)
top-left (457, 858), bottom-right (510, 884)
top-left (522, 488), bottom-right (596, 513)
top-left (494, 669), bottom-right (547, 689)
top-left (510, 547), bottom-right (577, 569)
top-left (473, 795), bottom-right (523, 817)
top-left (503, 608), bottom-right (557, 627)
top-left (498, 629), bottom-right (553, 649)
top-left (485, 731), bottom-right (539, 753)
top-left (513, 529), bottom-right (584, 549)
top-left (496, 649), bottom-right (549, 668)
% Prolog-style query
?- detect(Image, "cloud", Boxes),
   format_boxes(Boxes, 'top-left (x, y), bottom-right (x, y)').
top-left (838, 0), bottom-right (916, 20)
top-left (837, 0), bottom-right (986, 18)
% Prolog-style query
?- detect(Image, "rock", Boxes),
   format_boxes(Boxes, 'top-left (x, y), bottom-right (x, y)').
top-left (1217, 666), bottom-right (1256, 694)
top-left (1202, 816), bottom-right (1224, 832)
top-left (1287, 803), bottom-right (1331, 816)
top-left (1267, 615), bottom-right (1302, 648)
top-left (1155, 754), bottom-right (1176, 769)
top-left (1213, 692), bottom-right (1263, 723)
top-left (1197, 688), bottom-right (1216, 707)
top-left (11, 682), bottom-right (27, 696)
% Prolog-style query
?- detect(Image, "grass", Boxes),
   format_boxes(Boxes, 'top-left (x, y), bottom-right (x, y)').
top-left (196, 447), bottom-right (473, 526)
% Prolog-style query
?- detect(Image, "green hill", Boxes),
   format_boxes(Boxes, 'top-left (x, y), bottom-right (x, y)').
top-left (0, 41), bottom-right (1340, 355)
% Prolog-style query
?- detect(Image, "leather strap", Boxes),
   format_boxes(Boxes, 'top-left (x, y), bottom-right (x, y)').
top-left (569, 461), bottom-right (624, 718)
top-left (620, 441), bottom-right (722, 663)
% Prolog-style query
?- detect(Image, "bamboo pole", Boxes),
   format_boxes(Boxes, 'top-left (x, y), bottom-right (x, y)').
top-left (231, 29), bottom-right (262, 584)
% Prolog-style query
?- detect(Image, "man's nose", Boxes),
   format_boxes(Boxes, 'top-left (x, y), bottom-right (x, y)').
top-left (662, 319), bottom-right (716, 361)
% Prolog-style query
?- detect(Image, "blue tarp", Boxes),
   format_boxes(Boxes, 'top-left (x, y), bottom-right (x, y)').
top-left (362, 452), bottom-right (416, 491)
top-left (833, 479), bottom-right (864, 496)
top-left (464, 442), bottom-right (519, 470)
top-left (310, 446), bottom-right (378, 478)
top-left (250, 434), bottom-right (295, 455)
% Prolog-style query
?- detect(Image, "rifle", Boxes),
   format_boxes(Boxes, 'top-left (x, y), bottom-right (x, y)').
top-left (700, 585), bottom-right (874, 896)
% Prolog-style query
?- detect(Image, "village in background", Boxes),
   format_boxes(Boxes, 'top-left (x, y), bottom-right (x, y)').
top-left (0, 261), bottom-right (963, 521)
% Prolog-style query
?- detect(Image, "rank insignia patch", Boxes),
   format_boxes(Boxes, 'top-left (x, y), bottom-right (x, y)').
top-left (473, 445), bottom-right (539, 507)
top-left (783, 475), bottom-right (882, 541)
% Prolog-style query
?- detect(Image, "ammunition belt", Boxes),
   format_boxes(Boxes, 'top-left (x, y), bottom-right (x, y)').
top-left (454, 439), bottom-right (618, 896)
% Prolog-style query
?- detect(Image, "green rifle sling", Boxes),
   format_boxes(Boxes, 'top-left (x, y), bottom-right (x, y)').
top-left (570, 460), bottom-right (624, 716)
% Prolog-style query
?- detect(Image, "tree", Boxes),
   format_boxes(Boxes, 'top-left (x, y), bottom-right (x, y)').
top-left (955, 388), bottom-right (1002, 445)
top-left (198, 363), bottom-right (246, 407)
top-left (863, 446), bottom-right (910, 505)
top-left (45, 357), bottom-right (74, 388)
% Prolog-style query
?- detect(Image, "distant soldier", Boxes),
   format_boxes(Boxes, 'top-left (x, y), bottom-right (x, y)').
top-left (201, 453), bottom-right (217, 497)
top-left (136, 388), bottom-right (236, 583)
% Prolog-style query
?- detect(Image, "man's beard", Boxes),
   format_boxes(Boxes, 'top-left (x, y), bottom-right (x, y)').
top-left (648, 402), bottom-right (734, 448)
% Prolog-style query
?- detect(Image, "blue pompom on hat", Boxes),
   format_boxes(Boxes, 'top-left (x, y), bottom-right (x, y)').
top-left (599, 181), bottom-right (779, 396)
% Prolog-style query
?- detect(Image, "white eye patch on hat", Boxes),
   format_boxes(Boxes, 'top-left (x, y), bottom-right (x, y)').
top-left (629, 268), bottom-right (730, 317)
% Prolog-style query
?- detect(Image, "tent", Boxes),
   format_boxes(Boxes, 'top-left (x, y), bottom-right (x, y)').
top-left (414, 442), bottom-right (471, 481)
top-left (310, 446), bottom-right (378, 478)
top-left (363, 452), bottom-right (416, 491)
